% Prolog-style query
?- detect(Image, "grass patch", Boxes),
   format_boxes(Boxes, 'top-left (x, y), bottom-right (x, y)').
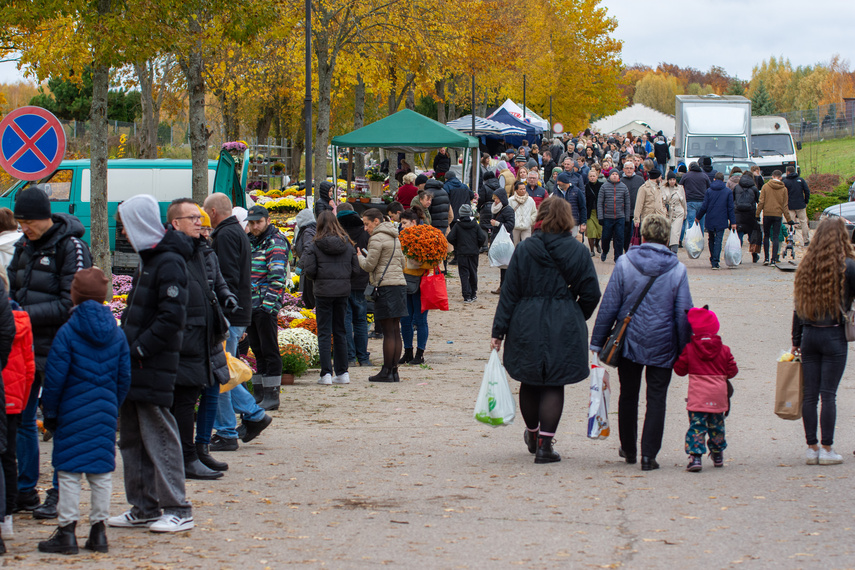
top-left (800, 138), bottom-right (855, 178)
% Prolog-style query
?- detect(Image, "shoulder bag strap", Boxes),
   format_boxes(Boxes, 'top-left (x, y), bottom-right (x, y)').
top-left (375, 238), bottom-right (397, 287)
top-left (627, 275), bottom-right (658, 317)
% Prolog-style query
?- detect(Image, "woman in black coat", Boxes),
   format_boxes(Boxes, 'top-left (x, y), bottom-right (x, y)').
top-left (491, 197), bottom-right (602, 463)
top-left (300, 211), bottom-right (360, 385)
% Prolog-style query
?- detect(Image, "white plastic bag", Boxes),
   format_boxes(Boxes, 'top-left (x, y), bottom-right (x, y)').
top-left (723, 230), bottom-right (742, 267)
top-left (488, 226), bottom-right (515, 268)
top-left (684, 221), bottom-right (704, 259)
top-left (587, 354), bottom-right (611, 439)
top-left (474, 350), bottom-right (516, 427)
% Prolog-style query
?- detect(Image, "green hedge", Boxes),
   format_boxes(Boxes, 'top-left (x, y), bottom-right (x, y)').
top-left (807, 181), bottom-right (850, 220)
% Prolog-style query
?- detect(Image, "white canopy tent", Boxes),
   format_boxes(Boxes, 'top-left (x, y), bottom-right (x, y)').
top-left (446, 115), bottom-right (526, 137)
top-left (489, 99), bottom-right (550, 131)
top-left (591, 104), bottom-right (676, 139)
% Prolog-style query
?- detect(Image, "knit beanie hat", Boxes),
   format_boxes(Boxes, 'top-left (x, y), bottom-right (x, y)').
top-left (71, 267), bottom-right (109, 305)
top-left (648, 169), bottom-right (661, 180)
top-left (458, 204), bottom-right (473, 219)
top-left (688, 306), bottom-right (719, 336)
top-left (667, 171), bottom-right (677, 181)
top-left (415, 174), bottom-right (428, 186)
top-left (197, 205), bottom-right (211, 229)
top-left (14, 187), bottom-right (51, 220)
top-left (557, 171), bottom-right (572, 184)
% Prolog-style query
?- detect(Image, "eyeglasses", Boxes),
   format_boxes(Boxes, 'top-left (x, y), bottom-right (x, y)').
top-left (174, 215), bottom-right (202, 222)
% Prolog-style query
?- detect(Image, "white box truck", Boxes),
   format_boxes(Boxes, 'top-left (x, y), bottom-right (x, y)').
top-left (675, 94), bottom-right (752, 171)
top-left (750, 115), bottom-right (799, 177)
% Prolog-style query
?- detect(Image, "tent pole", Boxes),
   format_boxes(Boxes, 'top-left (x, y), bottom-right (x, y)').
top-left (347, 148), bottom-right (353, 195)
top-left (523, 75), bottom-right (526, 119)
top-left (549, 96), bottom-right (553, 139)
top-left (471, 74), bottom-right (477, 190)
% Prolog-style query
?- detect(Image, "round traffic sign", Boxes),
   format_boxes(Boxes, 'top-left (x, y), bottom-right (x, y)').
top-left (553, 122), bottom-right (564, 134)
top-left (0, 106), bottom-right (67, 181)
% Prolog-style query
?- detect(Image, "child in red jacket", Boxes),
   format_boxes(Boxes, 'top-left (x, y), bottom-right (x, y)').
top-left (1, 303), bottom-right (35, 539)
top-left (674, 306), bottom-right (738, 472)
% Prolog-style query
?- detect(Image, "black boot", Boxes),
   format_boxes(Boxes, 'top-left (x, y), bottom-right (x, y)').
top-left (391, 367), bottom-right (400, 382)
top-left (241, 413), bottom-right (272, 442)
top-left (196, 443), bottom-right (228, 472)
top-left (534, 436), bottom-right (561, 464)
top-left (398, 348), bottom-right (413, 365)
top-left (410, 349), bottom-right (425, 365)
top-left (84, 521), bottom-right (108, 553)
top-left (0, 535), bottom-right (4, 554)
top-left (13, 488), bottom-right (40, 513)
top-left (258, 387), bottom-right (280, 411)
top-left (38, 522), bottom-right (78, 554)
top-left (210, 434), bottom-right (239, 452)
top-left (641, 456), bottom-right (660, 471)
top-left (368, 366), bottom-right (395, 382)
top-left (250, 375), bottom-right (263, 404)
top-left (184, 458), bottom-right (224, 480)
top-left (33, 487), bottom-right (58, 520)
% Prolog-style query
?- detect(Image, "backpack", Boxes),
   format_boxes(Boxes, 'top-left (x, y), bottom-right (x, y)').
top-left (734, 185), bottom-right (756, 212)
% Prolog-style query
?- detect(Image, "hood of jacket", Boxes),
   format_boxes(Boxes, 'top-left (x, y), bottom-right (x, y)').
top-left (336, 210), bottom-right (364, 231)
top-left (118, 195), bottom-right (166, 252)
top-left (689, 162), bottom-right (702, 172)
top-left (295, 208), bottom-right (316, 229)
top-left (443, 176), bottom-right (466, 192)
top-left (738, 173), bottom-right (757, 189)
top-left (524, 231), bottom-right (569, 269)
top-left (709, 179), bottom-right (728, 192)
top-left (372, 221), bottom-right (399, 240)
top-left (494, 187), bottom-right (509, 208)
top-left (786, 172), bottom-right (800, 182)
top-left (690, 333), bottom-right (723, 361)
top-left (767, 179), bottom-right (786, 192)
top-left (314, 235), bottom-right (350, 256)
top-left (484, 177), bottom-right (500, 192)
top-left (70, 300), bottom-right (120, 346)
top-left (425, 179), bottom-right (444, 192)
top-left (624, 242), bottom-right (679, 277)
top-left (318, 181), bottom-right (334, 202)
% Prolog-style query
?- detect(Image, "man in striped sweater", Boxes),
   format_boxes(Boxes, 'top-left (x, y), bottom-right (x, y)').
top-left (246, 205), bottom-right (290, 411)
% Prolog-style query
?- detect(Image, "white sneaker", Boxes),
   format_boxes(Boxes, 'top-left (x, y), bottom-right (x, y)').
top-left (332, 372), bottom-right (350, 384)
top-left (107, 510), bottom-right (160, 528)
top-left (317, 374), bottom-right (332, 385)
top-left (1, 515), bottom-right (13, 539)
top-left (805, 447), bottom-right (819, 465)
top-left (149, 514), bottom-right (195, 533)
top-left (819, 447), bottom-right (843, 465)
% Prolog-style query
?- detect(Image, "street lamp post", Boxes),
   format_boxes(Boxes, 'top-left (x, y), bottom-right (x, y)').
top-left (304, 0), bottom-right (312, 200)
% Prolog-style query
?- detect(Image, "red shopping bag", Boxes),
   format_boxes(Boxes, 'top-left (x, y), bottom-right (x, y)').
top-left (629, 224), bottom-right (641, 247)
top-left (420, 268), bottom-right (449, 311)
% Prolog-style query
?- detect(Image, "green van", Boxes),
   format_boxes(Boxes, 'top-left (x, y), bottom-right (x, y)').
top-left (0, 151), bottom-right (248, 267)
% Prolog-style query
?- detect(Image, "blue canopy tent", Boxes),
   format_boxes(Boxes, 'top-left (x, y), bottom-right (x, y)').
top-left (489, 108), bottom-right (543, 148)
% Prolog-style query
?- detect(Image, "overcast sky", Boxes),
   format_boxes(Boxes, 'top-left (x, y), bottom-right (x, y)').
top-left (609, 0), bottom-right (854, 78)
top-left (1, 1), bottom-right (853, 84)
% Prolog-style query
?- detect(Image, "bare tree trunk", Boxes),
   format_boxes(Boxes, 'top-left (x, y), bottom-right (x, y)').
top-left (255, 104), bottom-right (275, 142)
top-left (134, 61), bottom-right (157, 159)
top-left (353, 73), bottom-right (365, 178)
top-left (436, 79), bottom-right (446, 125)
top-left (448, 76), bottom-right (458, 122)
top-left (290, 125), bottom-right (305, 180)
top-left (314, 44), bottom-right (335, 197)
top-left (220, 91), bottom-right (239, 142)
top-left (91, 66), bottom-right (111, 287)
top-left (179, 15), bottom-right (208, 204)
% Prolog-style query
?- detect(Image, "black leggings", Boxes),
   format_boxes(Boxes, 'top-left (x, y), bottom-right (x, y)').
top-left (379, 318), bottom-right (402, 369)
top-left (518, 384), bottom-right (565, 434)
top-left (801, 325), bottom-right (848, 446)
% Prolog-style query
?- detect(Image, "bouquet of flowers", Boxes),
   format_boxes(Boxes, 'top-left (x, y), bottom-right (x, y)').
top-left (399, 224), bottom-right (448, 267)
top-left (222, 141), bottom-right (248, 153)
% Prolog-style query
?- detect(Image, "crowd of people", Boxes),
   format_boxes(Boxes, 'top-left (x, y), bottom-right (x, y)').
top-left (0, 125), bottom-right (837, 556)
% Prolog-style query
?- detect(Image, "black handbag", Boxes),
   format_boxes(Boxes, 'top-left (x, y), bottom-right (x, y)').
top-left (599, 275), bottom-right (657, 367)
top-left (364, 238), bottom-right (397, 302)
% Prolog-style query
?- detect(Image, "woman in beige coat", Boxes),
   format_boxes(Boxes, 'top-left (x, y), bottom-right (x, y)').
top-left (665, 171), bottom-right (687, 253)
top-left (357, 209), bottom-right (407, 382)
top-left (633, 170), bottom-right (667, 231)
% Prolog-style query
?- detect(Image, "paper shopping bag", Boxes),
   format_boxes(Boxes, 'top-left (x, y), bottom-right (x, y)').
top-left (775, 360), bottom-right (803, 420)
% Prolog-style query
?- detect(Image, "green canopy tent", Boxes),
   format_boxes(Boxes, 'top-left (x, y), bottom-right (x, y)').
top-left (331, 108), bottom-right (479, 195)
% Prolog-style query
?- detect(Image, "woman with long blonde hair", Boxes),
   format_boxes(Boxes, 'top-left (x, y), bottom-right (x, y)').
top-left (792, 218), bottom-right (855, 465)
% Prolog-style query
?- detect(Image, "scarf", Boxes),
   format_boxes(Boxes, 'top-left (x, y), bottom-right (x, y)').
top-left (510, 193), bottom-right (528, 208)
top-left (492, 201), bottom-right (503, 215)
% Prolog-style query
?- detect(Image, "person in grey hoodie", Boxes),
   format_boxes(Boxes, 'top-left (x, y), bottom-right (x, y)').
top-left (598, 169), bottom-right (631, 262)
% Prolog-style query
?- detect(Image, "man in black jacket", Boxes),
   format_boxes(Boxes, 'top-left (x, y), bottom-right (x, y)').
top-left (446, 204), bottom-right (487, 302)
top-left (110, 194), bottom-right (194, 533)
top-left (9, 187), bottom-right (92, 518)
top-left (783, 165), bottom-right (811, 246)
top-left (205, 193), bottom-right (272, 452)
top-left (337, 207), bottom-right (372, 366)
top-left (680, 161), bottom-right (711, 240)
top-left (620, 162), bottom-right (645, 250)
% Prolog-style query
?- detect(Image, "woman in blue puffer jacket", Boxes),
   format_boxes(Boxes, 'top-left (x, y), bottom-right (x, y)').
top-left (590, 214), bottom-right (693, 472)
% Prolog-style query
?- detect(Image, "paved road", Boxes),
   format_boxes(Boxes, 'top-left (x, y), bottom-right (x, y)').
top-left (11, 243), bottom-right (855, 568)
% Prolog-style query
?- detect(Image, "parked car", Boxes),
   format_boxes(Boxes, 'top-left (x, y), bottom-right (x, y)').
top-left (820, 202), bottom-right (855, 242)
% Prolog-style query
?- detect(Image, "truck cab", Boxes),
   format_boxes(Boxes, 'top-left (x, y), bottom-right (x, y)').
top-left (750, 116), bottom-right (799, 177)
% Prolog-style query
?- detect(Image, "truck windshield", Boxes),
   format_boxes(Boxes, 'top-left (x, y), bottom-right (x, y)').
top-left (751, 134), bottom-right (794, 156)
top-left (685, 136), bottom-right (748, 159)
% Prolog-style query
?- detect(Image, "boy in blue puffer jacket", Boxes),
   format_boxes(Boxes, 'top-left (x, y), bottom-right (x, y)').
top-left (38, 267), bottom-right (131, 555)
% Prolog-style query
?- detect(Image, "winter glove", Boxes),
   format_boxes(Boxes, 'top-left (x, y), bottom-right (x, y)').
top-left (224, 296), bottom-right (240, 314)
top-left (43, 417), bottom-right (58, 434)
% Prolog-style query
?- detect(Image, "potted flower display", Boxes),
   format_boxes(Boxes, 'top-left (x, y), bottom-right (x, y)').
top-left (399, 224), bottom-right (449, 268)
top-left (280, 343), bottom-right (311, 385)
top-left (359, 190), bottom-right (371, 203)
top-left (366, 167), bottom-right (386, 198)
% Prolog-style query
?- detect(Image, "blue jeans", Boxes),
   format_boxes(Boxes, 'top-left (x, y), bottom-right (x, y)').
top-left (682, 201), bottom-right (705, 242)
top-left (214, 326), bottom-right (265, 440)
top-left (401, 289), bottom-right (429, 351)
top-left (600, 218), bottom-right (625, 261)
top-left (657, 162), bottom-right (667, 175)
top-left (344, 290), bottom-right (369, 363)
top-left (707, 229), bottom-right (725, 267)
top-left (17, 372), bottom-right (41, 493)
top-left (195, 383), bottom-right (220, 446)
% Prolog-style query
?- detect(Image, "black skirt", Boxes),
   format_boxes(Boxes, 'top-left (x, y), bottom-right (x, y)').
top-left (374, 285), bottom-right (408, 320)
